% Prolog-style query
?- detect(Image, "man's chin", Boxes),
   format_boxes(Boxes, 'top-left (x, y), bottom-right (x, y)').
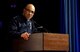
top-left (26, 18), bottom-right (31, 20)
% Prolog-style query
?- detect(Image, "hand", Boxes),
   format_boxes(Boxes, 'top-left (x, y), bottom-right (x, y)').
top-left (21, 32), bottom-right (30, 40)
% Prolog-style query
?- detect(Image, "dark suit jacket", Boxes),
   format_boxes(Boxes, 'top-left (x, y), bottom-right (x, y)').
top-left (8, 14), bottom-right (38, 39)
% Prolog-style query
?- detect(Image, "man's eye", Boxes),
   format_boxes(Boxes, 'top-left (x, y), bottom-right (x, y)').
top-left (25, 8), bottom-right (35, 13)
top-left (31, 11), bottom-right (34, 14)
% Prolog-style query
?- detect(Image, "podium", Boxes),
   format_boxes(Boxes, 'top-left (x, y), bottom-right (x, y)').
top-left (44, 33), bottom-right (69, 51)
top-left (12, 33), bottom-right (69, 52)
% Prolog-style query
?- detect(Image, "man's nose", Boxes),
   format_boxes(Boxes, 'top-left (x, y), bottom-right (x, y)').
top-left (29, 12), bottom-right (32, 15)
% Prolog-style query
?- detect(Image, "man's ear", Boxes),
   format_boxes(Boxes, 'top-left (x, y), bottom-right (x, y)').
top-left (23, 9), bottom-right (25, 12)
top-left (23, 8), bottom-right (27, 14)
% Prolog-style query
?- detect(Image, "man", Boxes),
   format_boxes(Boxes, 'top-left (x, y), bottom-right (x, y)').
top-left (8, 3), bottom-right (37, 40)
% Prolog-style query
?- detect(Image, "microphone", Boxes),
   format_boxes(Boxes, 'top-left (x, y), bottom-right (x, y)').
top-left (32, 19), bottom-right (41, 27)
top-left (37, 26), bottom-right (43, 28)
top-left (32, 20), bottom-right (48, 33)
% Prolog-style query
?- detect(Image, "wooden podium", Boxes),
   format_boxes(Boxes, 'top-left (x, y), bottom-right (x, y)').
top-left (44, 33), bottom-right (69, 51)
top-left (12, 33), bottom-right (69, 52)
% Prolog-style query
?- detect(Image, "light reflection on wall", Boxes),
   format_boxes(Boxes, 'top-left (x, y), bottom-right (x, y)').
top-left (10, 4), bottom-right (16, 8)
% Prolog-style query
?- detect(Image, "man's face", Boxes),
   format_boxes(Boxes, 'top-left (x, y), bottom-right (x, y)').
top-left (23, 4), bottom-right (35, 20)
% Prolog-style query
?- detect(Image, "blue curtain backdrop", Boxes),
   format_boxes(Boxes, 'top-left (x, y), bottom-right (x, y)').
top-left (60, 0), bottom-right (79, 52)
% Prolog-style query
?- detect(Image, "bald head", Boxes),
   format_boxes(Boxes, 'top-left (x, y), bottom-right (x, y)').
top-left (25, 4), bottom-right (35, 12)
top-left (23, 4), bottom-right (35, 20)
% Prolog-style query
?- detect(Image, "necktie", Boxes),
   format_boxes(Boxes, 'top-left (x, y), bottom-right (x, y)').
top-left (27, 20), bottom-right (32, 34)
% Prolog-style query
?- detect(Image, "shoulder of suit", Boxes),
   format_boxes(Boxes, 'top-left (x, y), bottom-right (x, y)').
top-left (13, 15), bottom-right (20, 20)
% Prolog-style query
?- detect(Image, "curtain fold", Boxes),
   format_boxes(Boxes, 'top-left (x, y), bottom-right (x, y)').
top-left (60, 0), bottom-right (79, 52)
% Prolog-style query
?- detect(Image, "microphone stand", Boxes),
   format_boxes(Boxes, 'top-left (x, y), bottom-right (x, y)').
top-left (32, 20), bottom-right (49, 33)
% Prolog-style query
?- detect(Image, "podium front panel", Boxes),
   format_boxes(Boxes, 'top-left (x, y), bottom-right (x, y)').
top-left (44, 33), bottom-right (69, 51)
top-left (12, 33), bottom-right (43, 51)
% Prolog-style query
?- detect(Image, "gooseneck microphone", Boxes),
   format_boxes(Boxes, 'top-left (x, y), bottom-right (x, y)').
top-left (32, 20), bottom-right (48, 33)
